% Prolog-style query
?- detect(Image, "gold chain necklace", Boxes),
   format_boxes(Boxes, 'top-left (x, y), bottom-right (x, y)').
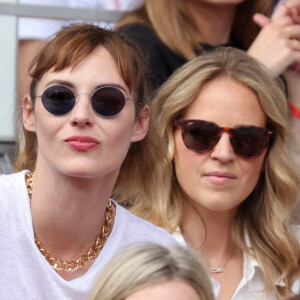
top-left (25, 172), bottom-right (114, 272)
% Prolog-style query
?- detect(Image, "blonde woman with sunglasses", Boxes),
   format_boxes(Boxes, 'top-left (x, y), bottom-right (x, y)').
top-left (115, 47), bottom-right (300, 299)
top-left (116, 1), bottom-right (300, 187)
top-left (0, 24), bottom-right (175, 299)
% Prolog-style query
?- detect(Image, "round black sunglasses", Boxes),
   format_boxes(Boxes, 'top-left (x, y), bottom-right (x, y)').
top-left (35, 85), bottom-right (135, 117)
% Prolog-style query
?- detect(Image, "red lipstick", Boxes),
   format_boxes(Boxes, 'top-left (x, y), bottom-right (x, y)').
top-left (65, 136), bottom-right (99, 151)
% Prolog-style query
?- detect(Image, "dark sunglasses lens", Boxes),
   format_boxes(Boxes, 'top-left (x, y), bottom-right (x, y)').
top-left (92, 87), bottom-right (125, 116)
top-left (182, 121), bottom-right (220, 152)
top-left (42, 86), bottom-right (75, 115)
top-left (231, 127), bottom-right (269, 158)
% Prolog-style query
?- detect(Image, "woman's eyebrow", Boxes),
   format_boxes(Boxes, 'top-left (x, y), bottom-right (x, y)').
top-left (94, 83), bottom-right (129, 95)
top-left (44, 81), bottom-right (130, 95)
top-left (45, 80), bottom-right (75, 89)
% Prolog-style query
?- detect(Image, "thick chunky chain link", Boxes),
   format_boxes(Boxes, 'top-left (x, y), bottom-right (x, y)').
top-left (25, 172), bottom-right (114, 272)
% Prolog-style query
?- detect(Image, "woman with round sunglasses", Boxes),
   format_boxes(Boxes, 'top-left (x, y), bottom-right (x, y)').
top-left (116, 47), bottom-right (300, 299)
top-left (0, 24), bottom-right (175, 299)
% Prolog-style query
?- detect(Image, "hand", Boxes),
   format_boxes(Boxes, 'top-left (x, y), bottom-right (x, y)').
top-left (247, 0), bottom-right (300, 77)
top-left (274, 0), bottom-right (300, 25)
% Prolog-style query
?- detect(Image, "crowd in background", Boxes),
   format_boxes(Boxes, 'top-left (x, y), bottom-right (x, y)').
top-left (0, 0), bottom-right (300, 299)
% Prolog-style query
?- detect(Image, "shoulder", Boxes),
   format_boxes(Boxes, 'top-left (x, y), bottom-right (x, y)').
top-left (117, 23), bottom-right (163, 47)
top-left (114, 202), bottom-right (176, 246)
top-left (118, 23), bottom-right (155, 36)
top-left (0, 171), bottom-right (26, 191)
top-left (117, 22), bottom-right (185, 90)
top-left (0, 171), bottom-right (28, 213)
top-left (172, 227), bottom-right (187, 246)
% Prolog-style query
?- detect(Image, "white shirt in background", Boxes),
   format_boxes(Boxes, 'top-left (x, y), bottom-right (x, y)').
top-left (18, 0), bottom-right (144, 40)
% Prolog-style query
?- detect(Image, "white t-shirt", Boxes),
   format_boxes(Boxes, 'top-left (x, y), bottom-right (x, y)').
top-left (18, 0), bottom-right (144, 40)
top-left (174, 227), bottom-right (300, 299)
top-left (0, 171), bottom-right (175, 300)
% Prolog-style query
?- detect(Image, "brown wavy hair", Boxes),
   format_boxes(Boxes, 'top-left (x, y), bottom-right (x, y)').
top-left (15, 24), bottom-right (166, 199)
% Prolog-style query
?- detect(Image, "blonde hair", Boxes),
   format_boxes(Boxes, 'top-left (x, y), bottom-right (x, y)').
top-left (89, 243), bottom-right (214, 300)
top-left (116, 0), bottom-right (271, 60)
top-left (121, 47), bottom-right (300, 299)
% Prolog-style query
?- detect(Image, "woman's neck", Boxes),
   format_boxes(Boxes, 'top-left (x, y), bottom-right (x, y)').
top-left (28, 163), bottom-right (117, 261)
top-left (184, 1), bottom-right (238, 45)
top-left (180, 201), bottom-right (243, 298)
top-left (180, 202), bottom-right (238, 266)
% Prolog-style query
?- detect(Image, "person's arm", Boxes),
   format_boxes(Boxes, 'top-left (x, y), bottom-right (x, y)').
top-left (247, 0), bottom-right (300, 168)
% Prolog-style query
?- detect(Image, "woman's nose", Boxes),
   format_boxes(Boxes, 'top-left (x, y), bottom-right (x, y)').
top-left (69, 94), bottom-right (95, 127)
top-left (210, 132), bottom-right (235, 162)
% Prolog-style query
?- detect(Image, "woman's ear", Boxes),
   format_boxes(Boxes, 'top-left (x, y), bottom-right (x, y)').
top-left (131, 105), bottom-right (150, 142)
top-left (23, 94), bottom-right (36, 132)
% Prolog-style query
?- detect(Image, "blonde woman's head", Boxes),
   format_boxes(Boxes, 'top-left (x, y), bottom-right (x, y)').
top-left (89, 243), bottom-right (214, 300)
top-left (153, 47), bottom-right (297, 226)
